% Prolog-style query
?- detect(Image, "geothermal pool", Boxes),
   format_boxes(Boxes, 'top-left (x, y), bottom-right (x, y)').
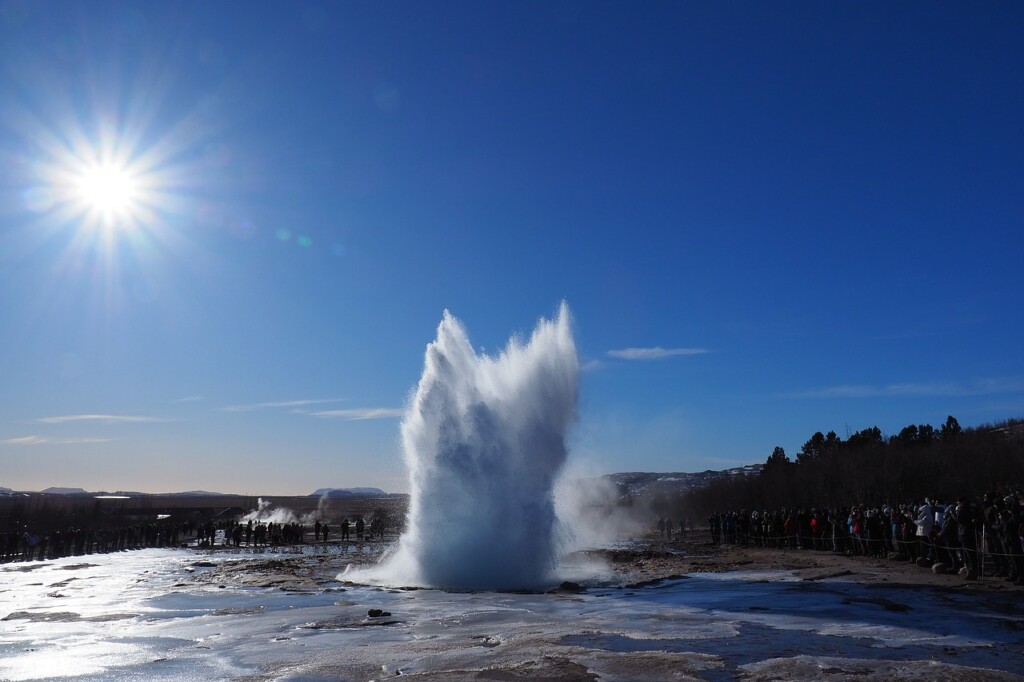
top-left (2, 547), bottom-right (1022, 681)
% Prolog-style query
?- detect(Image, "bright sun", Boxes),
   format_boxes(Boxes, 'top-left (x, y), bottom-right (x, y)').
top-left (75, 163), bottom-right (139, 217)
top-left (30, 115), bottom-right (176, 244)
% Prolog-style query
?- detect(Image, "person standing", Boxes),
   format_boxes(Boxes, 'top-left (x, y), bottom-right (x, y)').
top-left (955, 497), bottom-right (978, 580)
top-left (914, 499), bottom-right (935, 563)
top-left (1000, 505), bottom-right (1022, 584)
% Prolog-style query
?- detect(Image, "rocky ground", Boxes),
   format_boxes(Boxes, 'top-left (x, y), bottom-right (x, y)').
top-left (176, 536), bottom-right (1024, 681)
top-left (185, 532), bottom-right (1024, 596)
top-left (594, 533), bottom-right (1024, 593)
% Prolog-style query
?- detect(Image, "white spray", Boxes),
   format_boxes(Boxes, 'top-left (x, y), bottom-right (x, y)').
top-left (361, 303), bottom-right (579, 590)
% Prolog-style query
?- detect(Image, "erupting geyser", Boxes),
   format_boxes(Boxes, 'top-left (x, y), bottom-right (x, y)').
top-left (370, 303), bottom-right (578, 590)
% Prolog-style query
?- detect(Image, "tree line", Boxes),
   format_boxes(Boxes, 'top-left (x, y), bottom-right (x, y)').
top-left (657, 416), bottom-right (1023, 522)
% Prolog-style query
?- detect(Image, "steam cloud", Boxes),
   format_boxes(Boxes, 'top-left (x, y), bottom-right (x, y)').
top-left (242, 495), bottom-right (329, 526)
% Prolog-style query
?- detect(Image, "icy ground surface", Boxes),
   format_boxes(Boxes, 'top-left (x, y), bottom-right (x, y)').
top-left (2, 548), bottom-right (1023, 681)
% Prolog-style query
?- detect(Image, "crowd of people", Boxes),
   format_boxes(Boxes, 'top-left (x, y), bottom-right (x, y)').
top-left (1, 513), bottom-right (392, 563)
top-left (699, 490), bottom-right (1024, 584)
top-left (1, 521), bottom-right (191, 562)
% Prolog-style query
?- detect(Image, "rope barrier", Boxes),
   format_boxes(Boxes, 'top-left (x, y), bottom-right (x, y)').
top-left (681, 529), bottom-right (1024, 560)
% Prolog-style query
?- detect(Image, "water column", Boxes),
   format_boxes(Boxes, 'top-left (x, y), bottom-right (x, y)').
top-left (377, 303), bottom-right (579, 589)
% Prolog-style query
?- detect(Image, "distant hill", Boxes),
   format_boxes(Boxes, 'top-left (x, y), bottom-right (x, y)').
top-left (311, 487), bottom-right (387, 498)
top-left (41, 487), bottom-right (88, 495)
top-left (0, 486), bottom-right (14, 496)
top-left (96, 490), bottom-right (230, 496)
top-left (605, 465), bottom-right (761, 498)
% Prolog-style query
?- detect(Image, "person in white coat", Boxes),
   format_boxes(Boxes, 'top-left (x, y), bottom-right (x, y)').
top-left (915, 498), bottom-right (935, 562)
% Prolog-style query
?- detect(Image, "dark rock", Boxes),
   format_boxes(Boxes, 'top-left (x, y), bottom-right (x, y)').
top-left (302, 617), bottom-right (400, 629)
top-left (367, 609), bottom-right (392, 618)
top-left (622, 575), bottom-right (687, 589)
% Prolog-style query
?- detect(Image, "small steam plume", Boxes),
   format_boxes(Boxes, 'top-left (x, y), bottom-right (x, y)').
top-left (241, 494), bottom-right (331, 526)
top-left (241, 497), bottom-right (297, 525)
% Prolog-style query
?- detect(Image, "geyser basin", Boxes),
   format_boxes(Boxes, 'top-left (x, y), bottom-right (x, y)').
top-left (368, 303), bottom-right (579, 590)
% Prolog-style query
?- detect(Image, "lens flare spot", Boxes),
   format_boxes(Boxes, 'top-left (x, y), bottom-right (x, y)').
top-left (228, 218), bottom-right (256, 239)
top-left (22, 187), bottom-right (57, 213)
top-left (197, 204), bottom-right (226, 229)
top-left (373, 81), bottom-right (401, 113)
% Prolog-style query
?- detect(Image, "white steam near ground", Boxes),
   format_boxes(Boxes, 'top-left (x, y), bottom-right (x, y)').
top-left (241, 494), bottom-right (330, 526)
top-left (554, 461), bottom-right (652, 552)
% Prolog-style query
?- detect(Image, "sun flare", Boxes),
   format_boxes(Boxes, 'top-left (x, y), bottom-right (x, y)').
top-left (75, 163), bottom-right (139, 218)
top-left (32, 126), bottom-right (179, 245)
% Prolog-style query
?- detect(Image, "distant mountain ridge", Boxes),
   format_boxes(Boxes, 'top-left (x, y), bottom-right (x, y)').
top-left (34, 488), bottom-right (231, 496)
top-left (604, 465), bottom-right (761, 498)
top-left (12, 469), bottom-right (759, 500)
top-left (41, 487), bottom-right (88, 495)
top-left (311, 487), bottom-right (387, 498)
top-left (0, 486), bottom-right (394, 497)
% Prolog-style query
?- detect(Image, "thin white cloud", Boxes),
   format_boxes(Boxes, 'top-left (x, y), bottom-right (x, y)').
top-left (36, 414), bottom-right (166, 424)
top-left (579, 358), bottom-right (605, 373)
top-left (607, 346), bottom-right (709, 360)
top-left (3, 435), bottom-right (47, 445)
top-left (310, 408), bottom-right (404, 420)
top-left (2, 436), bottom-right (116, 445)
top-left (175, 395), bottom-right (206, 403)
top-left (59, 437), bottom-right (117, 444)
top-left (221, 398), bottom-right (347, 412)
top-left (789, 378), bottom-right (1024, 399)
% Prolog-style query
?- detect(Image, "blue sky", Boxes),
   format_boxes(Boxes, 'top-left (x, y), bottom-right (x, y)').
top-left (1, 2), bottom-right (1022, 494)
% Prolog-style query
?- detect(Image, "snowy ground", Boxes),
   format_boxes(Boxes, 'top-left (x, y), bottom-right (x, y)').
top-left (1, 546), bottom-right (1022, 681)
